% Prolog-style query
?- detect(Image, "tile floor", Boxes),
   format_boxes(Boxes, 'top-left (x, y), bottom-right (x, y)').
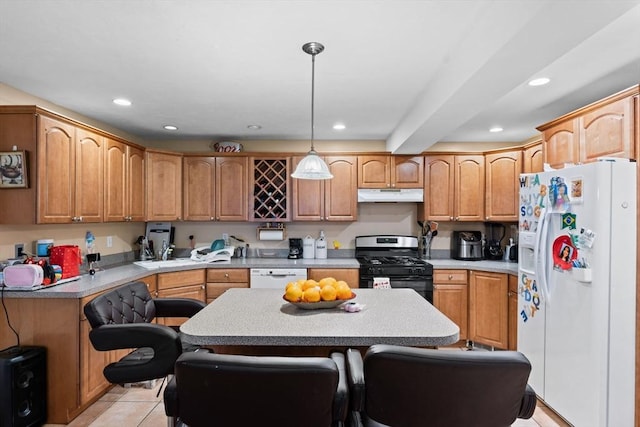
top-left (43, 379), bottom-right (570, 427)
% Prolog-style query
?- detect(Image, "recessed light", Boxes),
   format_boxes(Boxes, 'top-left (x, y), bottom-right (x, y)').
top-left (163, 125), bottom-right (178, 131)
top-left (247, 125), bottom-right (262, 130)
top-left (528, 77), bottom-right (550, 87)
top-left (333, 123), bottom-right (346, 130)
top-left (489, 127), bottom-right (503, 133)
top-left (112, 98), bottom-right (132, 106)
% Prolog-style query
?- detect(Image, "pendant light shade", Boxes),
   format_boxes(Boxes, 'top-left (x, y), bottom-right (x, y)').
top-left (292, 42), bottom-right (333, 180)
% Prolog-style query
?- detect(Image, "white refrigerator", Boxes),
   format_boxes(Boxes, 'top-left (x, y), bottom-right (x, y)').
top-left (518, 160), bottom-right (636, 427)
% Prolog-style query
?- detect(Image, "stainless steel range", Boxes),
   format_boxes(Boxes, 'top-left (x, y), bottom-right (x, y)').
top-left (355, 235), bottom-right (433, 303)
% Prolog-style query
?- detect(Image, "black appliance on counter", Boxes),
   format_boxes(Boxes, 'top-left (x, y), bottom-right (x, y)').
top-left (484, 223), bottom-right (506, 260)
top-left (288, 238), bottom-right (303, 259)
top-left (356, 235), bottom-right (433, 303)
top-left (451, 231), bottom-right (483, 260)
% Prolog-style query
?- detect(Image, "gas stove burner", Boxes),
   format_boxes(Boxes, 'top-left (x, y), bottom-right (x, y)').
top-left (358, 256), bottom-right (427, 266)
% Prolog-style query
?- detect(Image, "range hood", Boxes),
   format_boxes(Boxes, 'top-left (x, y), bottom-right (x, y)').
top-left (357, 188), bottom-right (424, 203)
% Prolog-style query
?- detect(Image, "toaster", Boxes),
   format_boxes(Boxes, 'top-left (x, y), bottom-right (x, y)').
top-left (451, 231), bottom-right (483, 260)
top-left (3, 264), bottom-right (44, 288)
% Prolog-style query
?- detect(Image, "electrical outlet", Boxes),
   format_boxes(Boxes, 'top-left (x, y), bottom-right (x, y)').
top-left (14, 243), bottom-right (24, 258)
top-left (106, 236), bottom-right (113, 248)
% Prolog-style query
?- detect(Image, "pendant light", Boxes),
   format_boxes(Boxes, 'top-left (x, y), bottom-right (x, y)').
top-left (291, 42), bottom-right (333, 180)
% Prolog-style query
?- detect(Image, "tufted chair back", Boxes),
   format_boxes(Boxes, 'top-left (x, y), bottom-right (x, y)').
top-left (85, 281), bottom-right (157, 327)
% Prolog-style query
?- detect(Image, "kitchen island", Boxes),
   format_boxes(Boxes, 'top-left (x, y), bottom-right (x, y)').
top-left (181, 288), bottom-right (459, 352)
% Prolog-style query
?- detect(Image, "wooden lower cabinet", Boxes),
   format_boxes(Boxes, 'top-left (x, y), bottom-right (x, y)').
top-left (307, 268), bottom-right (360, 288)
top-left (508, 274), bottom-right (518, 350)
top-left (156, 269), bottom-right (206, 326)
top-left (469, 270), bottom-right (508, 349)
top-left (433, 269), bottom-right (468, 341)
top-left (206, 268), bottom-right (249, 303)
top-left (80, 294), bottom-right (112, 406)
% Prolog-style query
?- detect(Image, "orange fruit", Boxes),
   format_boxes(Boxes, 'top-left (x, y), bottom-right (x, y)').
top-left (302, 287), bottom-right (321, 303)
top-left (336, 282), bottom-right (352, 300)
top-left (285, 281), bottom-right (300, 291)
top-left (320, 285), bottom-right (337, 301)
top-left (319, 277), bottom-right (337, 288)
top-left (284, 286), bottom-right (303, 302)
top-left (302, 279), bottom-right (319, 291)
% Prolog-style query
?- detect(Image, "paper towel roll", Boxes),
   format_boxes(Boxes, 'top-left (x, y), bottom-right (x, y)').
top-left (258, 229), bottom-right (285, 241)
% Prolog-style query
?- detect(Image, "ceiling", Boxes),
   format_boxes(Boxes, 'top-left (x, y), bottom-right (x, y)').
top-left (1, 0), bottom-right (639, 154)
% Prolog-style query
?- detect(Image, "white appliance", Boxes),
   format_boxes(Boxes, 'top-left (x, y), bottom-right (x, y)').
top-left (250, 268), bottom-right (307, 289)
top-left (517, 160), bottom-right (636, 427)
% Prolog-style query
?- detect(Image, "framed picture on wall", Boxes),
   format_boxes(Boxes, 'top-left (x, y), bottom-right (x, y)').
top-left (0, 150), bottom-right (28, 188)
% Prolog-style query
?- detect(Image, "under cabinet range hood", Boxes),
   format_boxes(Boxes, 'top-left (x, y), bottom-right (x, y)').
top-left (357, 188), bottom-right (424, 203)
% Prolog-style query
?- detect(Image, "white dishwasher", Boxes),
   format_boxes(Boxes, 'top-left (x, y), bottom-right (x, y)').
top-left (250, 268), bottom-right (307, 289)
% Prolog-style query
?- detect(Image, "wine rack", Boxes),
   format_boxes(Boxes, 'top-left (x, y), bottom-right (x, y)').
top-left (251, 157), bottom-right (290, 221)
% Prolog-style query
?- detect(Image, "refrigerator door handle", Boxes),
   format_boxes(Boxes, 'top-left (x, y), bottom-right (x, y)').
top-left (535, 208), bottom-right (551, 304)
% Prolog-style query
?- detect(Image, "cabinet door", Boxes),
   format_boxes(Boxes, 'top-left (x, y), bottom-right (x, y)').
top-left (392, 155), bottom-right (423, 188)
top-left (523, 141), bottom-right (543, 173)
top-left (292, 155), bottom-right (324, 221)
top-left (434, 283), bottom-right (468, 341)
top-left (469, 271), bottom-right (508, 349)
top-left (580, 96), bottom-right (635, 162)
top-left (37, 115), bottom-right (76, 223)
top-left (324, 156), bottom-right (357, 221)
top-left (421, 155), bottom-right (454, 221)
top-left (127, 145), bottom-right (145, 222)
top-left (75, 128), bottom-right (104, 222)
top-left (183, 156), bottom-right (216, 221)
top-left (508, 274), bottom-right (518, 350)
top-left (484, 150), bottom-right (521, 221)
top-left (104, 139), bottom-right (128, 221)
top-left (455, 155), bottom-right (485, 221)
top-left (358, 155), bottom-right (390, 188)
top-left (543, 119), bottom-right (579, 169)
top-left (216, 156), bottom-right (248, 221)
top-left (146, 151), bottom-right (183, 221)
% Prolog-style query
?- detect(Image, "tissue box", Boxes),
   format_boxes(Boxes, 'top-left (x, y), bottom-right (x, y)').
top-left (3, 265), bottom-right (44, 288)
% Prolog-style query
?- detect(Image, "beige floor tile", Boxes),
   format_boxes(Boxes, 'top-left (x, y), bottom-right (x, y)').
top-left (88, 401), bottom-right (158, 427)
top-left (511, 417), bottom-right (540, 426)
top-left (139, 402), bottom-right (169, 427)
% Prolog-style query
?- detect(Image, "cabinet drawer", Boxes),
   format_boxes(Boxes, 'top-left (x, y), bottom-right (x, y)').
top-left (206, 282), bottom-right (249, 300)
top-left (158, 269), bottom-right (205, 290)
top-left (207, 268), bottom-right (249, 283)
top-left (434, 269), bottom-right (467, 284)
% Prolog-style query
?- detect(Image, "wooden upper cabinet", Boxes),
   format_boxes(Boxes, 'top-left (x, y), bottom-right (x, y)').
top-left (522, 140), bottom-right (543, 173)
top-left (539, 85), bottom-right (638, 168)
top-left (145, 150), bottom-right (183, 221)
top-left (484, 150), bottom-right (522, 222)
top-left (358, 155), bottom-right (423, 188)
top-left (421, 155), bottom-right (454, 221)
top-left (216, 156), bottom-right (248, 221)
top-left (292, 155), bottom-right (357, 221)
top-left (455, 155), bottom-right (485, 222)
top-left (183, 156), bottom-right (216, 221)
top-left (37, 115), bottom-right (103, 223)
top-left (104, 139), bottom-right (144, 222)
top-left (580, 95), bottom-right (635, 162)
top-left (420, 155), bottom-right (484, 222)
top-left (541, 119), bottom-right (580, 168)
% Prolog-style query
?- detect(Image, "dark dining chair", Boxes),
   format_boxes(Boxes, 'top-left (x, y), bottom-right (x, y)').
top-left (163, 350), bottom-right (349, 427)
top-left (83, 281), bottom-right (206, 385)
top-left (345, 344), bottom-right (537, 427)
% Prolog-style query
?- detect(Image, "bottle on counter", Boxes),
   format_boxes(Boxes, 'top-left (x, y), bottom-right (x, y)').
top-left (315, 231), bottom-right (327, 259)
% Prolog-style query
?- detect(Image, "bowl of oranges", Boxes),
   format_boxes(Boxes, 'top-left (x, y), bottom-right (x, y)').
top-left (283, 277), bottom-right (355, 310)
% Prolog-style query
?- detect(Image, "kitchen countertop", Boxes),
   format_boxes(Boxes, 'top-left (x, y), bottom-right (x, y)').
top-left (0, 257), bottom-right (517, 299)
top-left (180, 288), bottom-right (460, 347)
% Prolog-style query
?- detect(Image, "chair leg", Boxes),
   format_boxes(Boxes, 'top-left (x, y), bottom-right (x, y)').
top-left (166, 415), bottom-right (176, 427)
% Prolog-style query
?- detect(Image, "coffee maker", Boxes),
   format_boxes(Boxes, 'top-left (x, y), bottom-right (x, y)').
top-left (288, 238), bottom-right (303, 259)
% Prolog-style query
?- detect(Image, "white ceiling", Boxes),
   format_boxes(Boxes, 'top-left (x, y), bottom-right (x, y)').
top-left (1, 0), bottom-right (639, 154)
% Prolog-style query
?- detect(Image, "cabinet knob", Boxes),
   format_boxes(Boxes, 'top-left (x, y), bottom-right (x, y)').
top-left (450, 216), bottom-right (454, 220)
top-left (224, 273), bottom-right (229, 278)
top-left (486, 216), bottom-right (489, 220)
top-left (448, 274), bottom-right (453, 280)
top-left (455, 217), bottom-right (459, 221)
top-left (201, 285), bottom-right (205, 290)
top-left (210, 217), bottom-right (215, 221)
